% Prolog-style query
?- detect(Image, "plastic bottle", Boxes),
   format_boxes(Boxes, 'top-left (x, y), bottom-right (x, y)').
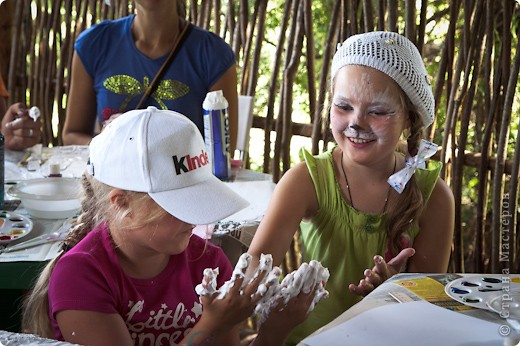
top-left (203, 90), bottom-right (230, 180)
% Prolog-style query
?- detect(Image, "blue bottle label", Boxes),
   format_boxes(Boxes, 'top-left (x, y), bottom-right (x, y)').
top-left (203, 109), bottom-right (230, 180)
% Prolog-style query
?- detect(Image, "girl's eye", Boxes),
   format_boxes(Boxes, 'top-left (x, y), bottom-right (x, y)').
top-left (334, 103), bottom-right (353, 111)
top-left (369, 110), bottom-right (396, 116)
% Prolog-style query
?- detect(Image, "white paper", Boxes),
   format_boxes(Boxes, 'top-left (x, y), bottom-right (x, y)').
top-left (302, 300), bottom-right (507, 346)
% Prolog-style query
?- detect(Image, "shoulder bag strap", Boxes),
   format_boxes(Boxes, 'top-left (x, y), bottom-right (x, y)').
top-left (135, 21), bottom-right (193, 110)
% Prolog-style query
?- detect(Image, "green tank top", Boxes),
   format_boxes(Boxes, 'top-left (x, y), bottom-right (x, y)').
top-left (287, 147), bottom-right (441, 345)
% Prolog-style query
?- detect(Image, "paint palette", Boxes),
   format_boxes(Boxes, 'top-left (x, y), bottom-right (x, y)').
top-left (0, 211), bottom-right (34, 244)
top-left (445, 274), bottom-right (520, 318)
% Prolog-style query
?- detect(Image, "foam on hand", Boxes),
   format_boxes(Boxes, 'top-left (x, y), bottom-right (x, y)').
top-left (195, 268), bottom-right (219, 296)
top-left (29, 106), bottom-right (40, 121)
top-left (196, 253), bottom-right (329, 324)
top-left (256, 259), bottom-right (330, 324)
top-left (217, 252), bottom-right (253, 299)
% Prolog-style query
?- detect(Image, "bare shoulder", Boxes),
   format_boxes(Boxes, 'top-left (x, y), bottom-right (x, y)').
top-left (412, 177), bottom-right (454, 272)
top-left (279, 161), bottom-right (313, 184)
top-left (269, 161), bottom-right (318, 220)
top-left (277, 162), bottom-right (315, 197)
top-left (428, 177), bottom-right (454, 209)
top-left (420, 176), bottom-right (455, 232)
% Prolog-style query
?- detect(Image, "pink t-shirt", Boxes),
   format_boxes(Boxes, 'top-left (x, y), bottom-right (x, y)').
top-left (49, 223), bottom-right (232, 345)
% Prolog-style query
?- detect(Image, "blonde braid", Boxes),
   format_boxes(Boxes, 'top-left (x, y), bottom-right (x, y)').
top-left (61, 174), bottom-right (103, 251)
top-left (386, 109), bottom-right (426, 255)
top-left (21, 173), bottom-right (105, 337)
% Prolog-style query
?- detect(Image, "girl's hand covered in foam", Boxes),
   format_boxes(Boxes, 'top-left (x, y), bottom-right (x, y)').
top-left (196, 253), bottom-right (330, 325)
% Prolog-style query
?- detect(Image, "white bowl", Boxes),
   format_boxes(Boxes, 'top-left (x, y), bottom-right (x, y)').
top-left (7, 178), bottom-right (83, 219)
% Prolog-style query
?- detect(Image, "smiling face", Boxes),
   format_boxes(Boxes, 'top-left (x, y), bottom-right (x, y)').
top-left (330, 65), bottom-right (409, 166)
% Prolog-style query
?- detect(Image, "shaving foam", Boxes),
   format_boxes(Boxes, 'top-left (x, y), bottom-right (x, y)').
top-left (196, 253), bottom-right (330, 325)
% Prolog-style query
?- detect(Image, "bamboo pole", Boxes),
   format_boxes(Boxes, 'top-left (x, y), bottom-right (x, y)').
top-left (281, 1), bottom-right (304, 173)
top-left (494, 9), bottom-right (519, 273)
top-left (272, 0), bottom-right (300, 182)
top-left (303, 0), bottom-right (316, 125)
top-left (491, 0), bottom-right (513, 273)
top-left (246, 0), bottom-right (267, 97)
top-left (454, 0), bottom-right (486, 272)
top-left (311, 0), bottom-right (340, 155)
top-left (475, 0), bottom-right (499, 272)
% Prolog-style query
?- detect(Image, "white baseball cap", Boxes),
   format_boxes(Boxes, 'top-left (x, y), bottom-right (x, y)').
top-left (331, 31), bottom-right (435, 127)
top-left (87, 106), bottom-right (249, 225)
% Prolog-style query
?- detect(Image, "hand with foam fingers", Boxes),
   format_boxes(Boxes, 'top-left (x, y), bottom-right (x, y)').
top-left (188, 269), bottom-right (268, 346)
top-left (196, 254), bottom-right (330, 346)
top-left (348, 247), bottom-right (416, 296)
top-left (198, 271), bottom-right (267, 330)
top-left (250, 285), bottom-right (318, 346)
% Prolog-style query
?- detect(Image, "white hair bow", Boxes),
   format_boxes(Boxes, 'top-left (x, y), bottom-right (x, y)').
top-left (387, 139), bottom-right (438, 194)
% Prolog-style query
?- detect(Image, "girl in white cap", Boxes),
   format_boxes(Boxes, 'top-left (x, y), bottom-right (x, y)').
top-left (21, 107), bottom-right (316, 345)
top-left (248, 31), bottom-right (455, 344)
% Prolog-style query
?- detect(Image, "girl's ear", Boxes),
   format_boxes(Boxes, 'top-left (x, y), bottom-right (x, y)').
top-left (108, 189), bottom-right (129, 210)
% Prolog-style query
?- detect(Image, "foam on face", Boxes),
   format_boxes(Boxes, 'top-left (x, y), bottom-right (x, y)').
top-left (196, 253), bottom-right (330, 324)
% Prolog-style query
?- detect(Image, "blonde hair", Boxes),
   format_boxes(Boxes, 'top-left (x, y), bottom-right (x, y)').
top-left (21, 173), bottom-right (167, 337)
top-left (386, 104), bottom-right (426, 254)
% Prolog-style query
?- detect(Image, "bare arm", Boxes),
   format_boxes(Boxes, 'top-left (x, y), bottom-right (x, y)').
top-left (408, 177), bottom-right (454, 272)
top-left (210, 64), bottom-right (238, 153)
top-left (62, 52), bottom-right (97, 145)
top-left (250, 288), bottom-right (317, 346)
top-left (248, 162), bottom-right (318, 268)
top-left (57, 311), bottom-right (134, 345)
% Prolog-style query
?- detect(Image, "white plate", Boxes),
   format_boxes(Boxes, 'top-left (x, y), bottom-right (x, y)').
top-left (445, 274), bottom-right (520, 313)
top-left (7, 178), bottom-right (82, 219)
top-left (0, 211), bottom-right (34, 244)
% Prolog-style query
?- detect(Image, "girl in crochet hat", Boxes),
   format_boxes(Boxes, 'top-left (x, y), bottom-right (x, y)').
top-left (247, 31), bottom-right (455, 344)
top-left (21, 107), bottom-right (318, 346)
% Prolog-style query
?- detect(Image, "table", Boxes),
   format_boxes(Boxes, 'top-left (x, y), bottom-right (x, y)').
top-left (1, 146), bottom-right (90, 332)
top-left (300, 273), bottom-right (520, 346)
top-left (0, 146), bottom-right (274, 332)
top-left (0, 330), bottom-right (77, 346)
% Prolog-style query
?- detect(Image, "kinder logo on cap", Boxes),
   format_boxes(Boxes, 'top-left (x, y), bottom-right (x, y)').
top-left (172, 150), bottom-right (209, 175)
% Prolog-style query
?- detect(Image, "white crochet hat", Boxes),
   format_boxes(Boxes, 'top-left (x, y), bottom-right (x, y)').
top-left (88, 106), bottom-right (249, 225)
top-left (331, 31), bottom-right (435, 127)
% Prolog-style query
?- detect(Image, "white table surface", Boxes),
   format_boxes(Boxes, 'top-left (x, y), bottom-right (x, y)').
top-left (300, 273), bottom-right (520, 346)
